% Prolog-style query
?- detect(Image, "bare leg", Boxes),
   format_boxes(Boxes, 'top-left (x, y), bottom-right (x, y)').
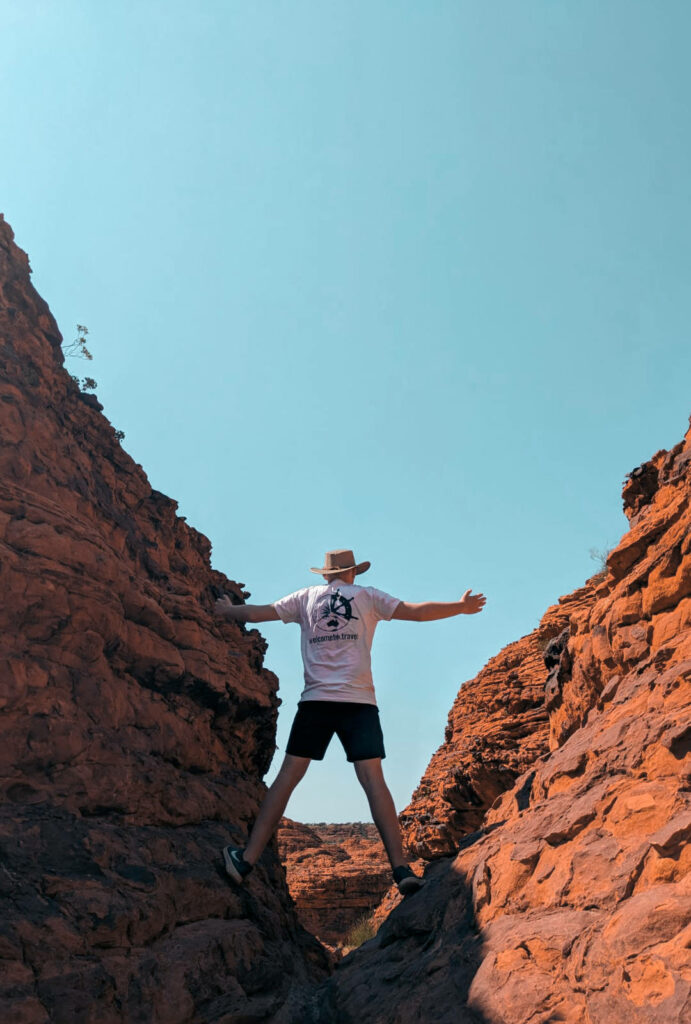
top-left (243, 754), bottom-right (311, 865)
top-left (354, 758), bottom-right (406, 869)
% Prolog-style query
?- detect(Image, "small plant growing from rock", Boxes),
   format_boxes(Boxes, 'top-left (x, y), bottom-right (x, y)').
top-left (63, 323), bottom-right (92, 361)
top-left (63, 324), bottom-right (126, 442)
top-left (343, 913), bottom-right (376, 948)
top-left (64, 324), bottom-right (96, 391)
top-left (588, 546), bottom-right (612, 583)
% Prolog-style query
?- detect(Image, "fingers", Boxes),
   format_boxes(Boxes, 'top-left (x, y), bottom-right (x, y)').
top-left (461, 590), bottom-right (487, 613)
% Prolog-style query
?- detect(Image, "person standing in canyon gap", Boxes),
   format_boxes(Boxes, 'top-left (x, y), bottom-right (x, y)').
top-left (214, 549), bottom-right (486, 895)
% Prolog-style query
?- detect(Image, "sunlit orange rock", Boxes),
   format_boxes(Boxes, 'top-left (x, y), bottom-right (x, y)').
top-left (308, 415), bottom-right (691, 1024)
top-left (398, 580), bottom-right (597, 859)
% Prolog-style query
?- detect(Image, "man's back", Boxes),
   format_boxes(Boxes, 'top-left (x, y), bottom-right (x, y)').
top-left (273, 580), bottom-right (400, 704)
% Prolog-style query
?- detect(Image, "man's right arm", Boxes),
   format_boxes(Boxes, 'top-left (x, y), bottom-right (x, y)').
top-left (214, 596), bottom-right (280, 623)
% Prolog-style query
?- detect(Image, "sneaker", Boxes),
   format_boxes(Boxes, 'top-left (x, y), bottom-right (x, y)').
top-left (223, 845), bottom-right (253, 884)
top-left (392, 865), bottom-right (425, 895)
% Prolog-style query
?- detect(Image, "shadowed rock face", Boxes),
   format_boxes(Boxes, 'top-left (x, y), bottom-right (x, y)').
top-left (0, 215), bottom-right (329, 1023)
top-left (276, 819), bottom-right (391, 946)
top-left (303, 416), bottom-right (691, 1024)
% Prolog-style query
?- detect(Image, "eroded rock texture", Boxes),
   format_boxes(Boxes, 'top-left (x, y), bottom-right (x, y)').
top-left (0, 214), bottom-right (329, 1023)
top-left (307, 417), bottom-right (691, 1024)
top-left (399, 582), bottom-right (597, 859)
top-left (276, 819), bottom-right (391, 946)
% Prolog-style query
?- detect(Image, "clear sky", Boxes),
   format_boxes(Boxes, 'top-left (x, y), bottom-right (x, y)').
top-left (2, 1), bottom-right (690, 821)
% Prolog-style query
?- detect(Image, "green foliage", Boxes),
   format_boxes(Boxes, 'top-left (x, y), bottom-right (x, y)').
top-left (343, 913), bottom-right (376, 948)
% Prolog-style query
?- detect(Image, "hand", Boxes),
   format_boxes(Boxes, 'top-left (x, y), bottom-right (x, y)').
top-left (460, 589), bottom-right (486, 614)
top-left (214, 594), bottom-right (234, 619)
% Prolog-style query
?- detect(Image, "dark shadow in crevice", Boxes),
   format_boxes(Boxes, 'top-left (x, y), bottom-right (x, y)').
top-left (280, 855), bottom-right (491, 1024)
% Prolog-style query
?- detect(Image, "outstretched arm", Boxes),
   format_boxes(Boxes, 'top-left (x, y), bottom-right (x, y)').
top-left (214, 595), bottom-right (280, 623)
top-left (392, 588), bottom-right (486, 622)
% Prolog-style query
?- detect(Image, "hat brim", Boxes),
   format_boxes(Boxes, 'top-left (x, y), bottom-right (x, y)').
top-left (310, 561), bottom-right (370, 576)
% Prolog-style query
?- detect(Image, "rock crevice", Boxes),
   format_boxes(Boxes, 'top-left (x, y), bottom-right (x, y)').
top-left (2, 213), bottom-right (689, 1023)
top-left (305, 412), bottom-right (691, 1024)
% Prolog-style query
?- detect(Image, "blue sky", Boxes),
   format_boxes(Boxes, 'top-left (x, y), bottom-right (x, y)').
top-left (2, 1), bottom-right (690, 821)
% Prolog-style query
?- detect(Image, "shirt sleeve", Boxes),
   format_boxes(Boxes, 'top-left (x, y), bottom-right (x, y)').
top-left (272, 588), bottom-right (307, 625)
top-left (366, 587), bottom-right (401, 621)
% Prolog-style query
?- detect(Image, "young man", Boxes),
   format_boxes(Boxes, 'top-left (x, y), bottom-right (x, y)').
top-left (214, 549), bottom-right (486, 896)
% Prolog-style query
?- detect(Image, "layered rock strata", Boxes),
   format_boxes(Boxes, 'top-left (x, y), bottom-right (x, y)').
top-left (277, 819), bottom-right (391, 945)
top-left (0, 215), bottom-right (329, 1024)
top-left (4, 210), bottom-right (690, 1023)
top-left (398, 580), bottom-right (597, 859)
top-left (307, 416), bottom-right (691, 1023)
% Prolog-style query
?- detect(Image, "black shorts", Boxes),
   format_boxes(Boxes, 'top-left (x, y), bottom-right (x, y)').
top-left (285, 700), bottom-right (386, 762)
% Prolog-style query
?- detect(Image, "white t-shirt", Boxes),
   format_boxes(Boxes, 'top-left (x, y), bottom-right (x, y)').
top-left (272, 580), bottom-right (401, 705)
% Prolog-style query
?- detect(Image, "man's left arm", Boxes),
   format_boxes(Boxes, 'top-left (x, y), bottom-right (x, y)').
top-left (392, 589), bottom-right (486, 622)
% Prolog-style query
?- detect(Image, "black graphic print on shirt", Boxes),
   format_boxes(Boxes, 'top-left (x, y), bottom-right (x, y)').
top-left (315, 589), bottom-right (360, 634)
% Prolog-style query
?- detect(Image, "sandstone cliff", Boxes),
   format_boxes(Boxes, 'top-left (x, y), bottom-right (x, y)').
top-left (306, 416), bottom-right (691, 1023)
top-left (3, 212), bottom-right (690, 1023)
top-left (276, 819), bottom-right (391, 946)
top-left (398, 580), bottom-right (596, 859)
top-left (0, 214), bottom-right (329, 1024)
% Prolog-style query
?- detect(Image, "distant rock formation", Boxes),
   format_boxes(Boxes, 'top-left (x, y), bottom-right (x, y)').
top-left (0, 214), bottom-right (329, 1024)
top-left (305, 415), bottom-right (691, 1023)
top-left (276, 819), bottom-right (391, 945)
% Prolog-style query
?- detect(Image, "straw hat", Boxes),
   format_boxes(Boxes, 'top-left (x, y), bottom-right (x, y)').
top-left (310, 549), bottom-right (371, 577)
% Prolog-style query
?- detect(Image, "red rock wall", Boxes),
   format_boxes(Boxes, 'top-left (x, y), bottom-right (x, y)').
top-left (398, 580), bottom-right (597, 859)
top-left (0, 214), bottom-right (329, 1024)
top-left (5, 210), bottom-right (689, 1023)
top-left (307, 416), bottom-right (691, 1024)
top-left (277, 819), bottom-right (391, 946)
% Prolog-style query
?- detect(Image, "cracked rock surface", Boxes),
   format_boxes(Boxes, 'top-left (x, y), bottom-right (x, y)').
top-left (2, 211), bottom-right (689, 1023)
top-left (0, 214), bottom-right (329, 1023)
top-left (299, 414), bottom-right (691, 1023)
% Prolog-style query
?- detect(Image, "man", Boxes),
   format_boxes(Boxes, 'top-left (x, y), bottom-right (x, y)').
top-left (214, 549), bottom-right (486, 896)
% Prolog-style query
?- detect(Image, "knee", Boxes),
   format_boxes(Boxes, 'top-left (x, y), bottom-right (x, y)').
top-left (275, 756), bottom-right (310, 789)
